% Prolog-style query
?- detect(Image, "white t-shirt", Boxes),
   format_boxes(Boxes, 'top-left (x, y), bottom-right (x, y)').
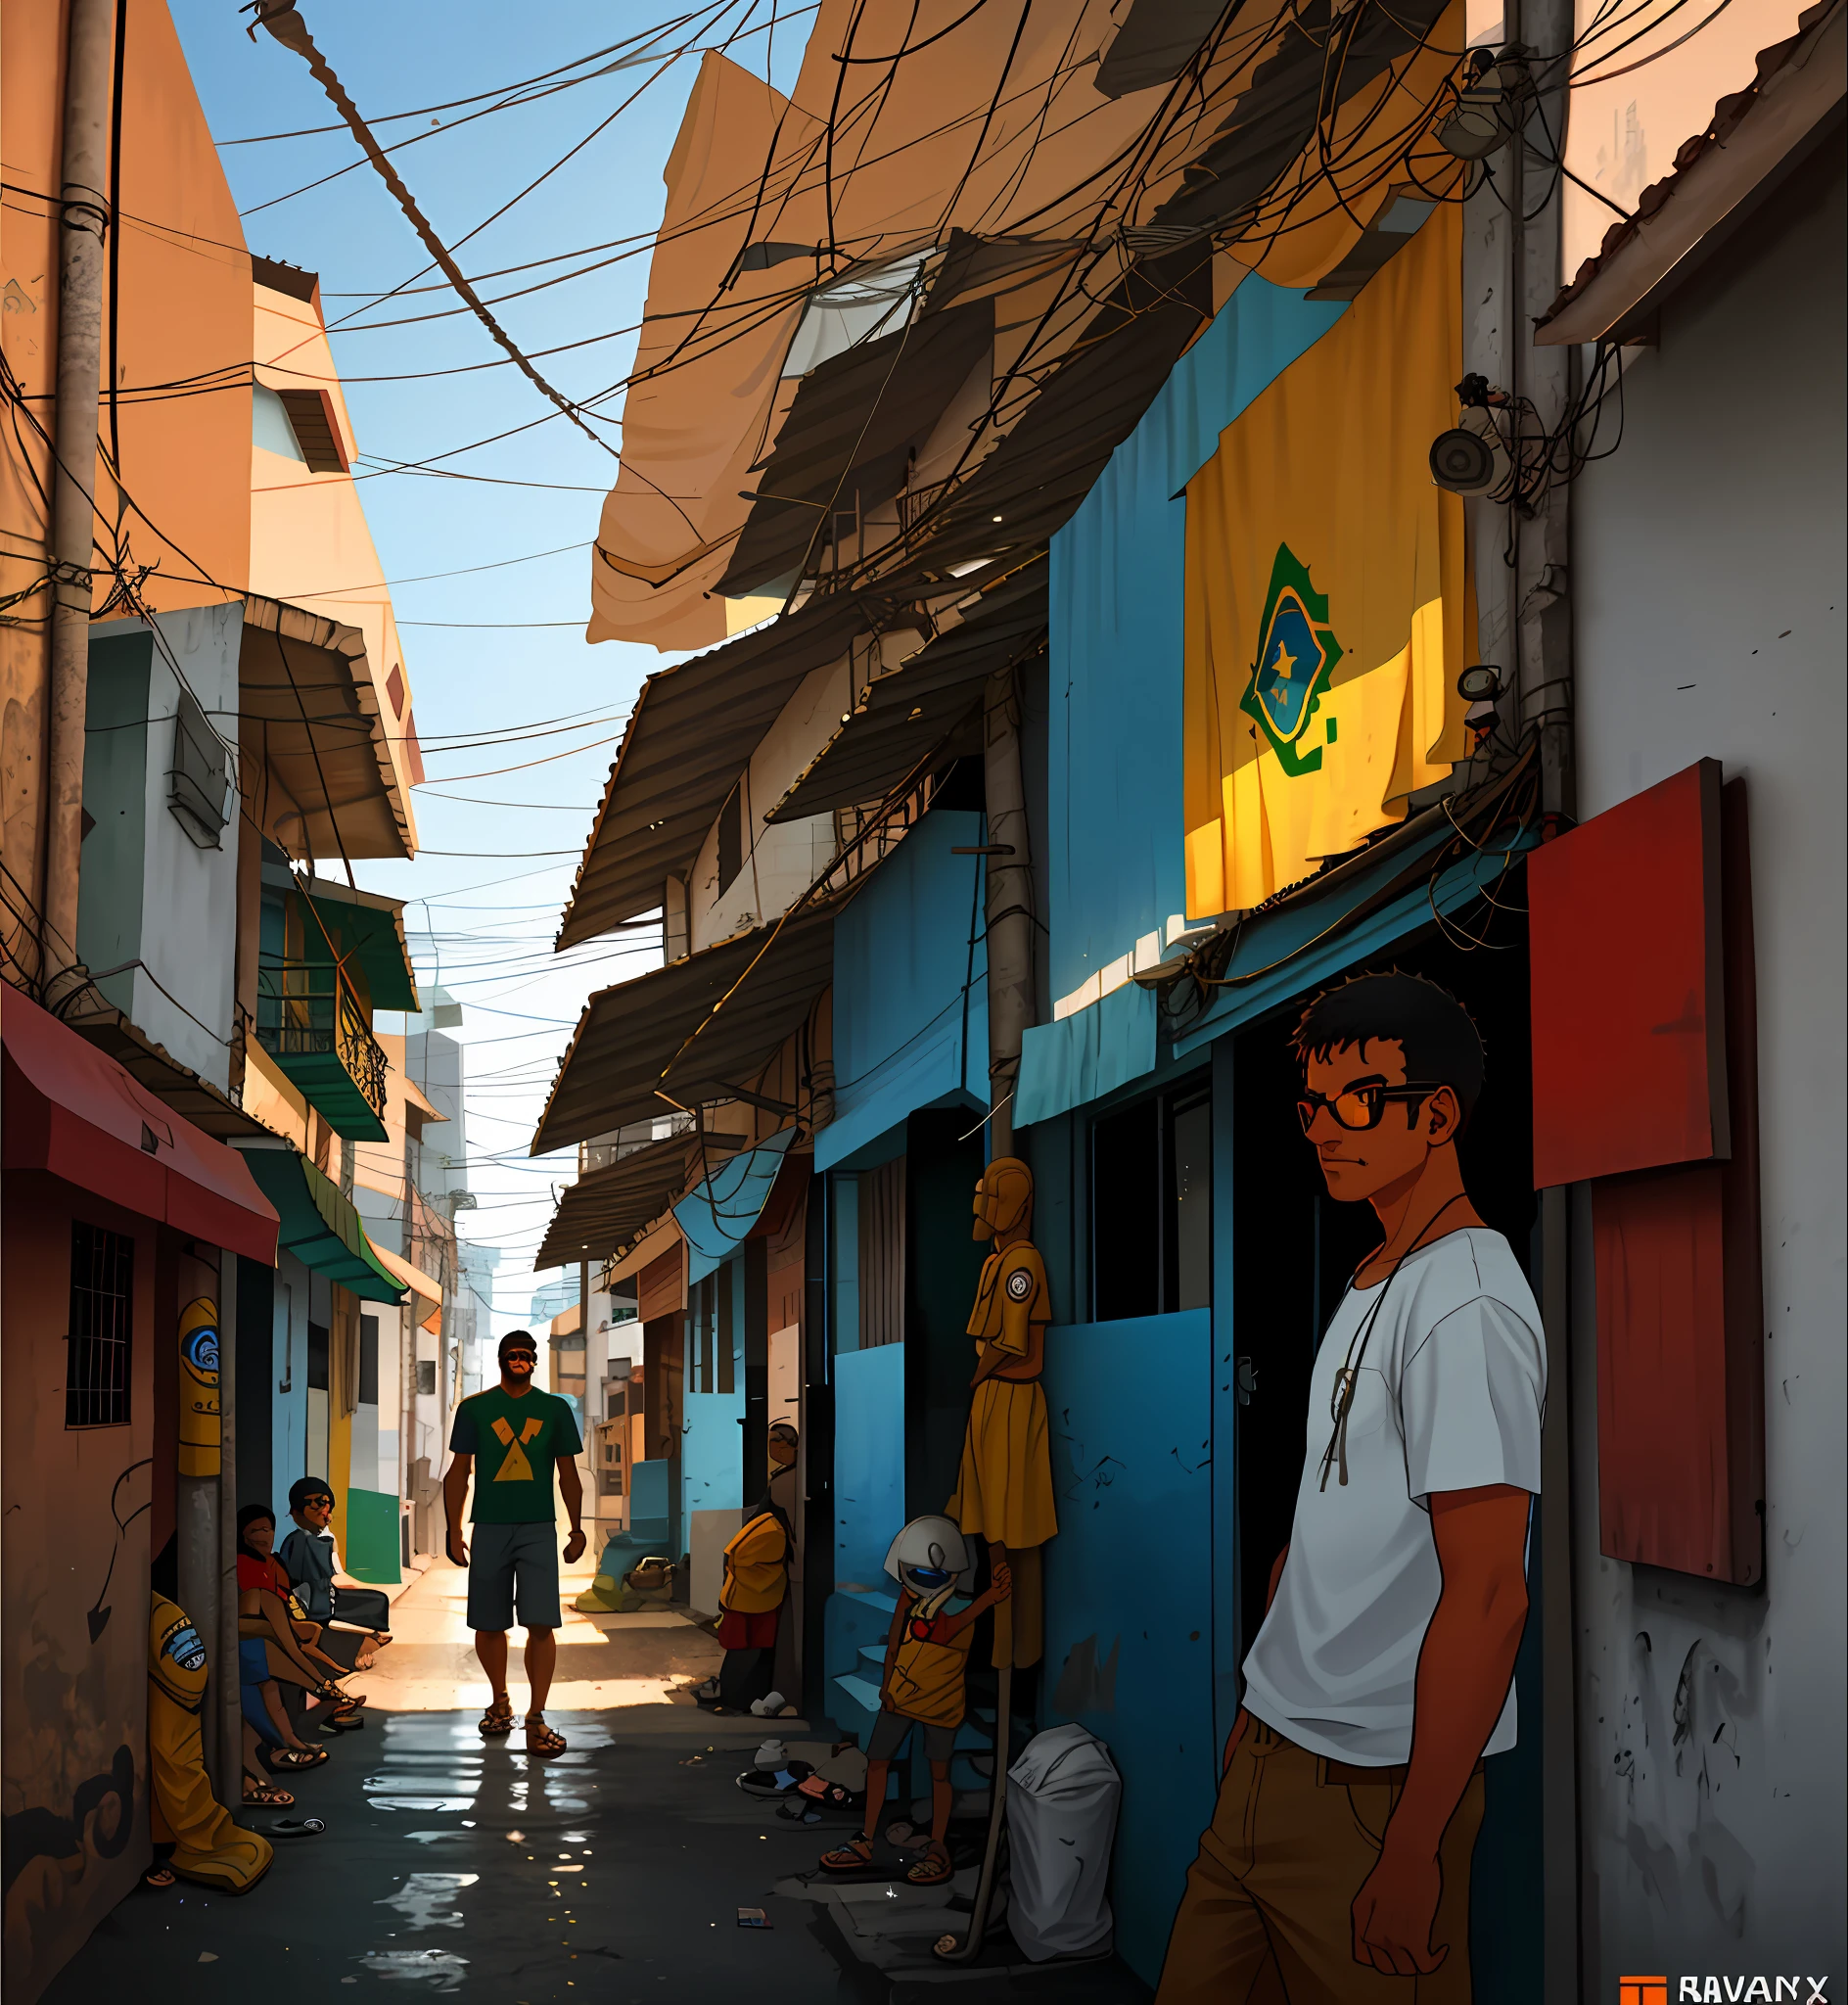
top-left (1240, 1227), bottom-right (1546, 1765)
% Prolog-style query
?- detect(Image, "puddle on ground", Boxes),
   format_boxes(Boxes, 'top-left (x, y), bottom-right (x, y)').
top-left (367, 1797), bottom-right (479, 1813)
top-left (374, 1873), bottom-right (480, 1931)
top-left (354, 1949), bottom-right (470, 1991)
top-left (403, 1831), bottom-right (473, 1844)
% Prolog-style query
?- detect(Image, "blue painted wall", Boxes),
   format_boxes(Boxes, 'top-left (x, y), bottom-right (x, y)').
top-left (1041, 1309), bottom-right (1218, 1985)
top-left (832, 1341), bottom-right (905, 1589)
top-left (1047, 278), bottom-right (1348, 998)
top-left (819, 807), bottom-right (988, 1171)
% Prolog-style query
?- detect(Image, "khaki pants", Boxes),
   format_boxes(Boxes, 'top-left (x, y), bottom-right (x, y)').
top-left (1155, 1718), bottom-right (1485, 2005)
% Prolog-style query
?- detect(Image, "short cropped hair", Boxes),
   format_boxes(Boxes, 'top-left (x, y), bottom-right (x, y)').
top-left (498, 1329), bottom-right (538, 1363)
top-left (1290, 971), bottom-right (1486, 1128)
top-left (288, 1476), bottom-right (334, 1512)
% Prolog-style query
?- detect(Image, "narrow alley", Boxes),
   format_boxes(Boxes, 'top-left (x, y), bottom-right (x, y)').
top-left (46, 1554), bottom-right (1146, 2005)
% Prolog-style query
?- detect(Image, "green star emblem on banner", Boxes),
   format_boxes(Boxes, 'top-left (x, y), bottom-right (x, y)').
top-left (1240, 542), bottom-right (1343, 777)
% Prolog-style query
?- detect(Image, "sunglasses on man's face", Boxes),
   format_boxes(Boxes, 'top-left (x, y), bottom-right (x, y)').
top-left (1297, 1081), bottom-right (1445, 1135)
top-left (503, 1349), bottom-right (536, 1364)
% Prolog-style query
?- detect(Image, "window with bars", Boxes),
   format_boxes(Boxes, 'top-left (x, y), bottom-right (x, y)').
top-left (66, 1222), bottom-right (133, 1427)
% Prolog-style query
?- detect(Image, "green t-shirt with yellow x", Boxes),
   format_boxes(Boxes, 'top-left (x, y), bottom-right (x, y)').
top-left (449, 1386), bottom-right (583, 1523)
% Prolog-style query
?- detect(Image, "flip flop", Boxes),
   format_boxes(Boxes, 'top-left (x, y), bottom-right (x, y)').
top-left (271, 1818), bottom-right (326, 1838)
top-left (269, 1746), bottom-right (329, 1771)
top-left (243, 1781), bottom-right (296, 1807)
top-left (906, 1843), bottom-right (955, 1887)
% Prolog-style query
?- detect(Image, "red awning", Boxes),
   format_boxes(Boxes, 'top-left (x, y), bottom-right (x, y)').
top-left (2, 985), bottom-right (279, 1264)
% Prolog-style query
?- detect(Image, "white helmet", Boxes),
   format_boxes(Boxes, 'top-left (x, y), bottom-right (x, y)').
top-left (882, 1515), bottom-right (977, 1598)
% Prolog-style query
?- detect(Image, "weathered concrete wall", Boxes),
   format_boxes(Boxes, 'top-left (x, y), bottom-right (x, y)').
top-left (1568, 147), bottom-right (1847, 1982)
top-left (1, 1178), bottom-right (156, 2002)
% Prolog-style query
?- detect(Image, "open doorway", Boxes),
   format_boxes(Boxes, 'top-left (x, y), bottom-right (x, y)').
top-left (1228, 909), bottom-right (1538, 1661)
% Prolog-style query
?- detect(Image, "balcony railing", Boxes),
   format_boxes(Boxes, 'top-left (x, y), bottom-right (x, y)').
top-left (255, 959), bottom-right (390, 1139)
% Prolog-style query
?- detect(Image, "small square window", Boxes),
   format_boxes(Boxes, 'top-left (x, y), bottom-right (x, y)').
top-left (415, 1359), bottom-right (437, 1396)
top-left (67, 1222), bottom-right (133, 1426)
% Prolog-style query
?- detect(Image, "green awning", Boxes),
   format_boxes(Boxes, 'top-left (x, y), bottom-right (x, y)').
top-left (239, 1146), bottom-right (407, 1303)
top-left (295, 878), bottom-right (419, 1011)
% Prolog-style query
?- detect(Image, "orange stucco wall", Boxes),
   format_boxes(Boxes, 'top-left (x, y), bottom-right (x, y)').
top-left (1, 1176), bottom-right (159, 2002)
top-left (0, 0), bottom-right (251, 973)
top-left (251, 282), bottom-right (424, 827)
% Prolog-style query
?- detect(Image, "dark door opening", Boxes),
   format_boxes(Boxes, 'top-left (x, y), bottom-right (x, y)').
top-left (1230, 903), bottom-right (1537, 1664)
top-left (903, 1108), bottom-right (993, 1519)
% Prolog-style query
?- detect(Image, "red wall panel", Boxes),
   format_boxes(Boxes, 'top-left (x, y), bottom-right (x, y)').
top-left (1528, 759), bottom-right (1729, 1188)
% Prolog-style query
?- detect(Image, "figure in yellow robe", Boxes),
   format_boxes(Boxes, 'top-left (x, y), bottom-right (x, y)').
top-left (948, 1156), bottom-right (1058, 1555)
top-left (149, 1595), bottom-right (273, 1893)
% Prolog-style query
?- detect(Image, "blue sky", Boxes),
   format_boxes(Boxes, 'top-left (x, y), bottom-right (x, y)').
top-left (169, 1), bottom-right (814, 1324)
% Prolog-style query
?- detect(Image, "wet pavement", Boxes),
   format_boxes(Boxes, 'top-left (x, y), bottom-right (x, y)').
top-left (49, 1558), bottom-right (1151, 2004)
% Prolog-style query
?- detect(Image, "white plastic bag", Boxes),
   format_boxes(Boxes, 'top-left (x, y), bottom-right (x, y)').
top-left (1004, 1722), bottom-right (1121, 1960)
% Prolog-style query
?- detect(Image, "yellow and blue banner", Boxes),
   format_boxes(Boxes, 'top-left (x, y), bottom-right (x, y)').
top-left (1182, 200), bottom-right (1468, 915)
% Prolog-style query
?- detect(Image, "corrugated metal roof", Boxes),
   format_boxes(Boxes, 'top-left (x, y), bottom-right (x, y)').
top-left (531, 900), bottom-right (839, 1155)
top-left (556, 590), bottom-right (884, 950)
top-left (766, 557), bottom-right (1048, 825)
top-left (535, 1127), bottom-right (747, 1270)
top-left (716, 299), bottom-right (995, 597)
top-left (1147, 0), bottom-right (1452, 236)
top-left (1538, 0), bottom-right (1842, 342)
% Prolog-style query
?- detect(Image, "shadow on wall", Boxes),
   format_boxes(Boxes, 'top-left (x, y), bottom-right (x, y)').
top-left (1042, 1309), bottom-right (1217, 1985)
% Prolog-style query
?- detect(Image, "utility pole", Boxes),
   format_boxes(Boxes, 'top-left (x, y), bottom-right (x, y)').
top-left (980, 666), bottom-right (1035, 1155)
top-left (1462, 3), bottom-right (1579, 1994)
top-left (43, 0), bottom-right (116, 1000)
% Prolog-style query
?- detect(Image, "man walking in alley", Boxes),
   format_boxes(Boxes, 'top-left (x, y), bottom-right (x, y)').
top-left (444, 1329), bottom-right (587, 1757)
top-left (1157, 972), bottom-right (1546, 2001)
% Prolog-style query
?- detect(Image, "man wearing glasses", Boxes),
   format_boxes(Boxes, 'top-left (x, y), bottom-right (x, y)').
top-left (443, 1329), bottom-right (586, 1756)
top-left (1158, 970), bottom-right (1545, 2001)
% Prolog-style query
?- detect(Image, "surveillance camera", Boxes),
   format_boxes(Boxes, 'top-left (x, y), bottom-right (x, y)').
top-left (1430, 427), bottom-right (1500, 495)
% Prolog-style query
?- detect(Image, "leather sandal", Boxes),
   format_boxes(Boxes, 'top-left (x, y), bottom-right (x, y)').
top-left (480, 1696), bottom-right (516, 1737)
top-left (524, 1714), bottom-right (568, 1757)
top-left (818, 1837), bottom-right (875, 1874)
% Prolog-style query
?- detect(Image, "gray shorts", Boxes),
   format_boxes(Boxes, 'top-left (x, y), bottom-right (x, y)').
top-left (866, 1708), bottom-right (957, 1765)
top-left (466, 1521), bottom-right (561, 1633)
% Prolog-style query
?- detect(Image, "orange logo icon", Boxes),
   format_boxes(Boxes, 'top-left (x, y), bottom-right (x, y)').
top-left (1619, 1981), bottom-right (1668, 2005)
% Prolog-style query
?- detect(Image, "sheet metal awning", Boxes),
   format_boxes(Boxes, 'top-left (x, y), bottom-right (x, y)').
top-left (866, 247), bottom-right (1214, 587)
top-left (239, 594), bottom-right (414, 864)
top-left (534, 1127), bottom-right (747, 1271)
top-left (767, 557), bottom-right (1047, 825)
top-left (532, 901), bottom-right (838, 1156)
top-left (237, 1145), bottom-right (407, 1303)
top-left (2, 985), bottom-right (280, 1264)
top-left (59, 995), bottom-right (272, 1141)
top-left (716, 300), bottom-right (994, 597)
top-left (1146, 0), bottom-right (1451, 237)
top-left (295, 877), bottom-right (419, 1011)
top-left (557, 590), bottom-right (887, 950)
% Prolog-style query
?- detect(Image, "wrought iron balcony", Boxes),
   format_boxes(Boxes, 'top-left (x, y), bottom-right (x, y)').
top-left (254, 958), bottom-right (390, 1141)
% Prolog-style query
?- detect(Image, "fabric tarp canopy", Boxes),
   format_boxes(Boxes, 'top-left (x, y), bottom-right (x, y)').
top-left (558, 589), bottom-right (879, 949)
top-left (587, 12), bottom-right (1232, 654)
top-left (238, 594), bottom-right (414, 862)
top-left (717, 299), bottom-right (995, 596)
top-left (532, 901), bottom-right (839, 1156)
top-left (535, 1128), bottom-right (746, 1272)
top-left (815, 808), bottom-right (989, 1172)
top-left (675, 1128), bottom-right (799, 1284)
top-left (238, 1145), bottom-right (407, 1303)
top-left (366, 1237), bottom-right (442, 1330)
top-left (2, 984), bottom-right (280, 1264)
top-left (768, 559), bottom-right (1046, 826)
top-left (1015, 983), bottom-right (1159, 1131)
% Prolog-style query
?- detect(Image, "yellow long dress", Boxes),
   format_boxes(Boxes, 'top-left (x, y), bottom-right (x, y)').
top-left (948, 1241), bottom-right (1058, 1551)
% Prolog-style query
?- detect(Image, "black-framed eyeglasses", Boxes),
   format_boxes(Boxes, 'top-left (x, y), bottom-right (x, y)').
top-left (502, 1348), bottom-right (537, 1363)
top-left (1296, 1082), bottom-right (1447, 1135)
